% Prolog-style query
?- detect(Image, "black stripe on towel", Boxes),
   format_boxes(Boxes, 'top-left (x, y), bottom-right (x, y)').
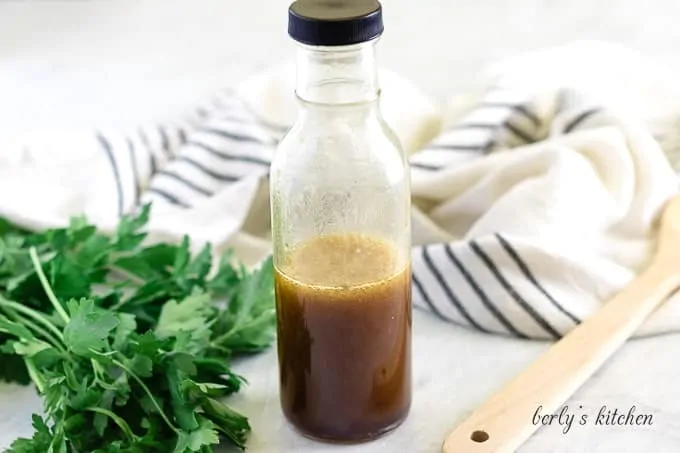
top-left (147, 187), bottom-right (190, 208)
top-left (454, 121), bottom-right (536, 145)
top-left (410, 161), bottom-right (443, 171)
top-left (495, 233), bottom-right (581, 325)
top-left (484, 102), bottom-right (541, 126)
top-left (175, 155), bottom-right (240, 182)
top-left (127, 138), bottom-right (141, 204)
top-left (178, 129), bottom-right (187, 144)
top-left (426, 143), bottom-right (490, 152)
top-left (505, 121), bottom-right (535, 143)
top-left (455, 123), bottom-right (499, 131)
top-left (412, 271), bottom-right (450, 322)
top-left (138, 128), bottom-right (151, 151)
top-left (443, 244), bottom-right (523, 337)
top-left (470, 240), bottom-right (560, 339)
top-left (96, 133), bottom-right (124, 217)
top-left (188, 139), bottom-right (271, 167)
top-left (137, 128), bottom-right (158, 174)
top-left (156, 169), bottom-right (213, 197)
top-left (158, 126), bottom-right (172, 158)
top-left (563, 108), bottom-right (600, 133)
top-left (421, 246), bottom-right (487, 331)
top-left (137, 127), bottom-right (151, 151)
top-left (149, 152), bottom-right (157, 176)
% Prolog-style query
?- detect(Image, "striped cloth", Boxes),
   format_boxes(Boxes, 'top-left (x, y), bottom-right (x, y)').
top-left (2, 44), bottom-right (680, 340)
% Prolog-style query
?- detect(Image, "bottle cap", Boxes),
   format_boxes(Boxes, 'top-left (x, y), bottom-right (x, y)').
top-left (288, 0), bottom-right (383, 46)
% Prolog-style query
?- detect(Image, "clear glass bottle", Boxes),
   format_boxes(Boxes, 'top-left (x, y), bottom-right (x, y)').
top-left (270, 0), bottom-right (412, 443)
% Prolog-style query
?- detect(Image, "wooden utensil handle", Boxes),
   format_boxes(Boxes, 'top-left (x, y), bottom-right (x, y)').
top-left (442, 263), bottom-right (680, 453)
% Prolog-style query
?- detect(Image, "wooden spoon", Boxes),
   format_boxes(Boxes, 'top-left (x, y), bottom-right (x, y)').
top-left (442, 194), bottom-right (680, 453)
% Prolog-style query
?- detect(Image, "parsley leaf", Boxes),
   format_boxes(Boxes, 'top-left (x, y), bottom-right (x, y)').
top-left (211, 256), bottom-right (276, 353)
top-left (64, 299), bottom-right (120, 356)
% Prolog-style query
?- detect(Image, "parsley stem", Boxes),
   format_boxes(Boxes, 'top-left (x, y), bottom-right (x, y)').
top-left (0, 298), bottom-right (65, 343)
top-left (91, 359), bottom-right (118, 391)
top-left (210, 313), bottom-right (273, 348)
top-left (4, 308), bottom-right (67, 354)
top-left (25, 358), bottom-right (45, 393)
top-left (85, 406), bottom-right (138, 442)
top-left (112, 358), bottom-right (180, 435)
top-left (29, 247), bottom-right (70, 324)
top-left (108, 265), bottom-right (147, 286)
top-left (210, 329), bottom-right (237, 346)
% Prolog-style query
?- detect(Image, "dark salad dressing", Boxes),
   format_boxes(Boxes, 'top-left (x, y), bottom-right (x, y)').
top-left (275, 233), bottom-right (412, 442)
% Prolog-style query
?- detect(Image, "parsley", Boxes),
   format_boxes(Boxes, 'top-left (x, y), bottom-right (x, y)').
top-left (0, 205), bottom-right (276, 452)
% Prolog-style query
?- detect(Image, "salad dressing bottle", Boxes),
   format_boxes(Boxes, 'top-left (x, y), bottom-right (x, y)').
top-left (270, 0), bottom-right (412, 443)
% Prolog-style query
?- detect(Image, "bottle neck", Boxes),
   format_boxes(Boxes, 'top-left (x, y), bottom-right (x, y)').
top-left (295, 40), bottom-right (380, 106)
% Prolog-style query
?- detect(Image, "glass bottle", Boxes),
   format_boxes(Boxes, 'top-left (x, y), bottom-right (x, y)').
top-left (270, 0), bottom-right (412, 443)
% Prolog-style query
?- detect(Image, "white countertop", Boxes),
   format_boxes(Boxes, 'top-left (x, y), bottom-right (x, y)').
top-left (1, 1), bottom-right (680, 452)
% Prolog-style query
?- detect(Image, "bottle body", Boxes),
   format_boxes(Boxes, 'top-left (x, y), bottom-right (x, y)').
top-left (270, 41), bottom-right (412, 442)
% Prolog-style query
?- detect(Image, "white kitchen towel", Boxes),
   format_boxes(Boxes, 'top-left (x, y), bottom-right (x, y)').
top-left (1, 41), bottom-right (680, 340)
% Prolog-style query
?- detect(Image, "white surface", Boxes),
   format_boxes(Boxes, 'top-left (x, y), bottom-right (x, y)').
top-left (2, 1), bottom-right (680, 452)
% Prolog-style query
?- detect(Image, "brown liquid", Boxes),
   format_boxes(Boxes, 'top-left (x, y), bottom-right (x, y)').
top-left (275, 233), bottom-right (412, 442)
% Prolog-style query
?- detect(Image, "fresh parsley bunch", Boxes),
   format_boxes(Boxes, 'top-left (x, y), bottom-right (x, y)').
top-left (0, 205), bottom-right (276, 452)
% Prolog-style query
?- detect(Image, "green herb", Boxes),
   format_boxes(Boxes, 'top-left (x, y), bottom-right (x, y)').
top-left (0, 205), bottom-right (276, 452)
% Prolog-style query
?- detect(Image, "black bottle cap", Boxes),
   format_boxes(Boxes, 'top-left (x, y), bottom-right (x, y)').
top-left (288, 0), bottom-right (384, 46)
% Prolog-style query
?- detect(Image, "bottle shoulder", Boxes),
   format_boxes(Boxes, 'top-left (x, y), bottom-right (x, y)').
top-left (273, 113), bottom-right (405, 167)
